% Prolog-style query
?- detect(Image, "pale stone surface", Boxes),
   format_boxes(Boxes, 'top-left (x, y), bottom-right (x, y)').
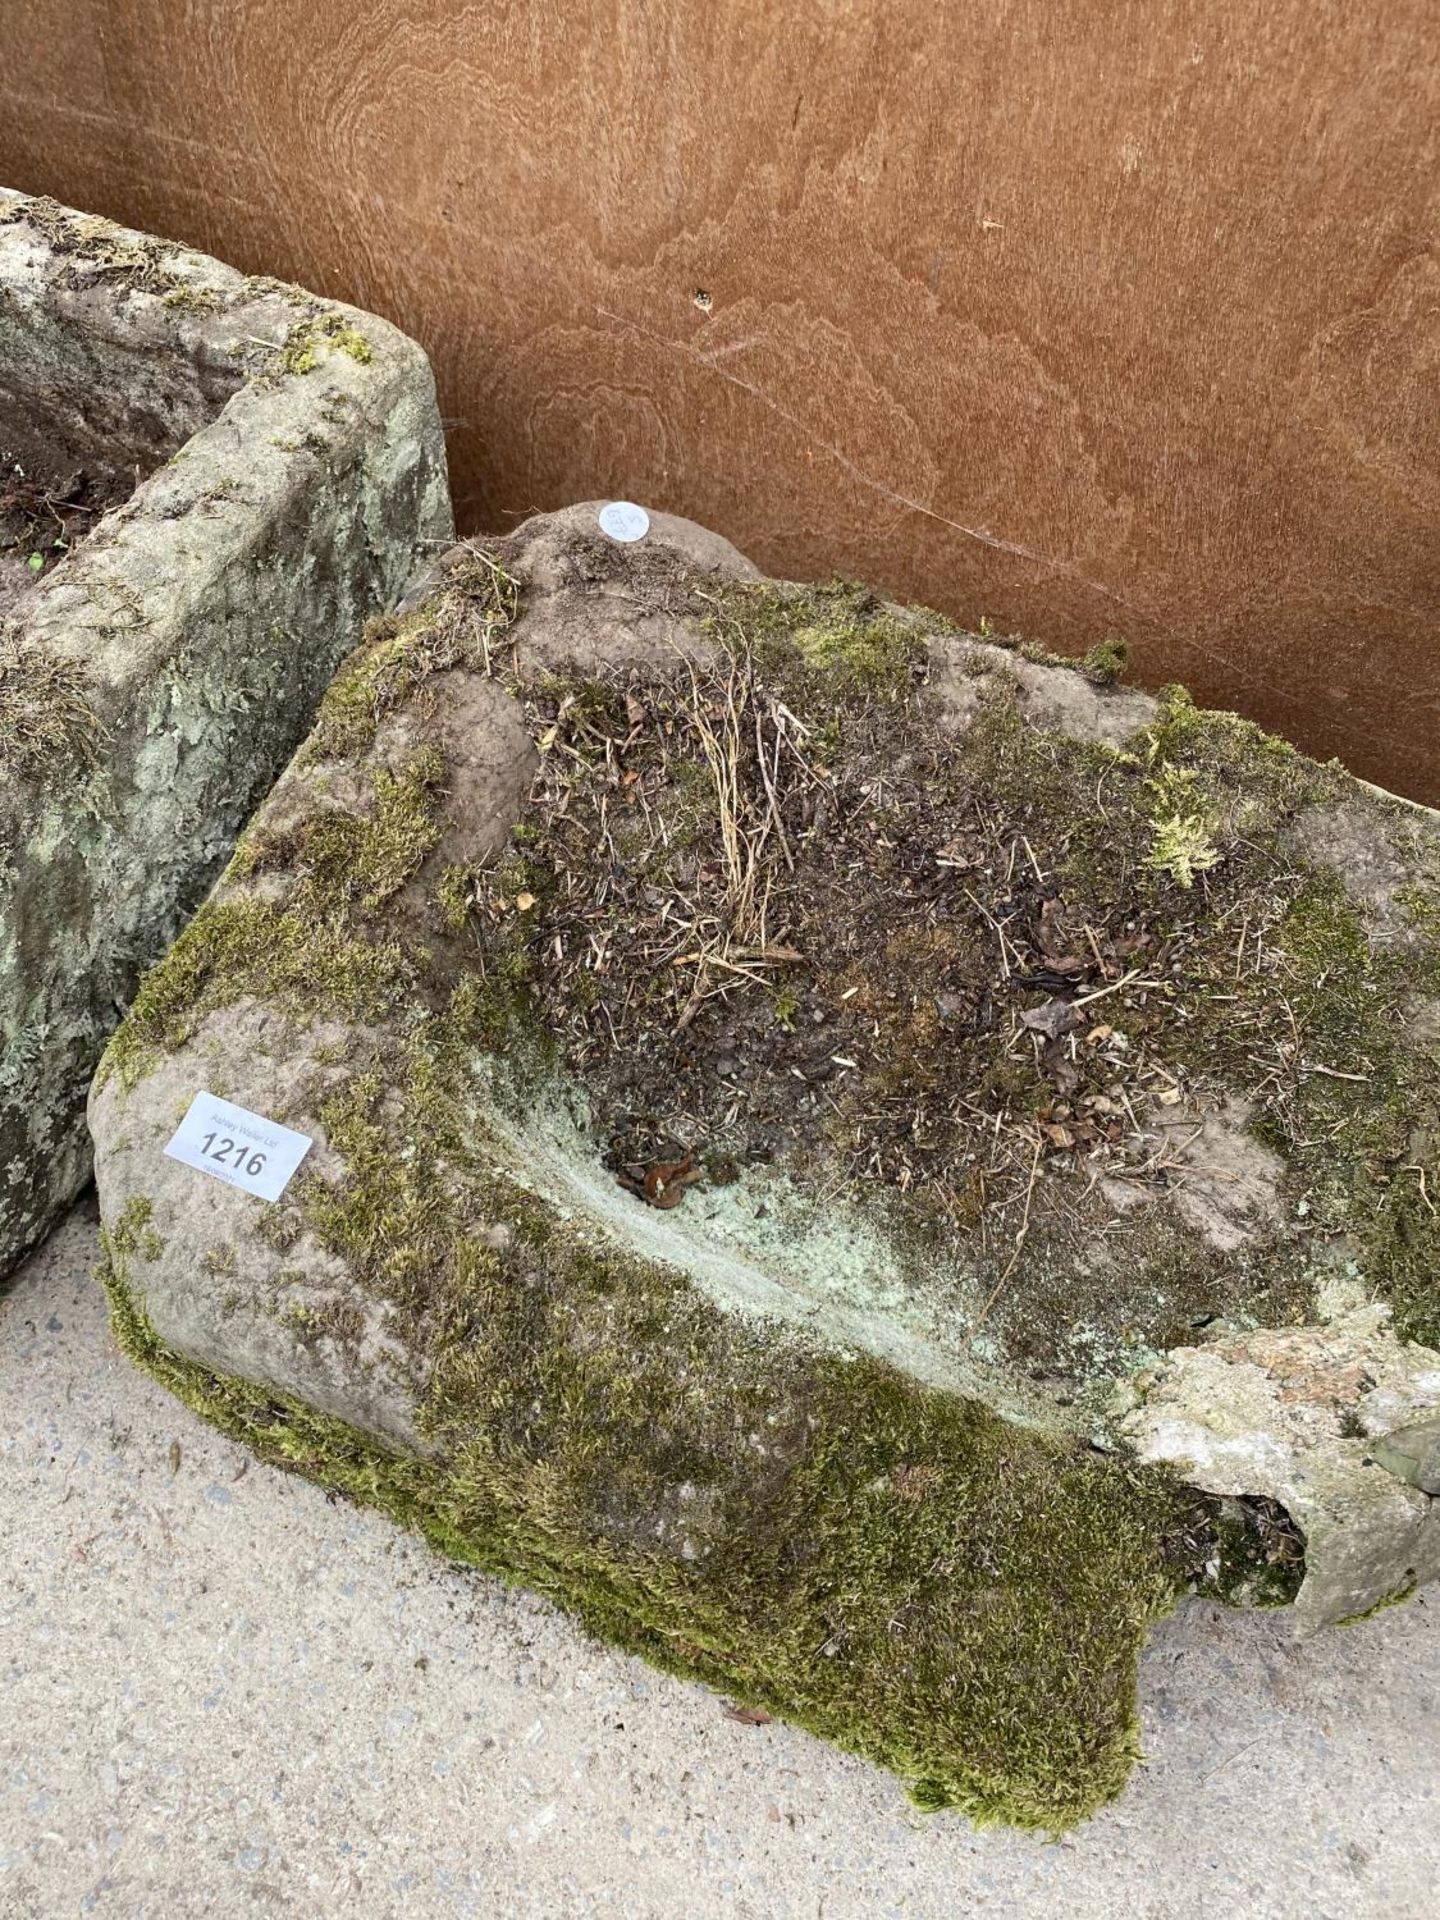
top-left (92, 1001), bottom-right (430, 1453)
top-left (1125, 1301), bottom-right (1440, 1629)
top-left (0, 190), bottom-right (453, 1274)
top-left (3, 1203), bottom-right (1439, 1919)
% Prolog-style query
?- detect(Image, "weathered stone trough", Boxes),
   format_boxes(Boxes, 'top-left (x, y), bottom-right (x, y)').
top-left (0, 191), bottom-right (452, 1274)
top-left (90, 505), bottom-right (1440, 1828)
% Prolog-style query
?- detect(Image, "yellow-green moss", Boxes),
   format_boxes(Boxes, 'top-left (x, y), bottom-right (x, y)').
top-left (1145, 819), bottom-right (1220, 888)
top-left (98, 549), bottom-right (516, 1088)
top-left (1335, 1577), bottom-right (1419, 1627)
top-left (1081, 637), bottom-right (1128, 685)
top-left (1258, 872), bottom-right (1440, 1349)
top-left (107, 1194), bottom-right (163, 1264)
top-left (160, 283), bottom-right (226, 313)
top-left (98, 896), bottom-right (410, 1092)
top-left (301, 550), bottom-right (518, 765)
top-left (709, 580), bottom-right (930, 699)
top-left (249, 748), bottom-right (448, 913)
top-left (278, 312), bottom-right (374, 375)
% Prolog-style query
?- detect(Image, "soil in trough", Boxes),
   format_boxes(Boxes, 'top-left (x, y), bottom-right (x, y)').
top-left (0, 397), bottom-right (145, 617)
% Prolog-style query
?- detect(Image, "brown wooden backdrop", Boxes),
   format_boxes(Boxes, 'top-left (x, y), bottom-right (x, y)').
top-left (3, 1), bottom-right (1437, 799)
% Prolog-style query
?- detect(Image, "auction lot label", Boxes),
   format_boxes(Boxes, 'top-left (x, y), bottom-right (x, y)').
top-left (164, 1092), bottom-right (312, 1202)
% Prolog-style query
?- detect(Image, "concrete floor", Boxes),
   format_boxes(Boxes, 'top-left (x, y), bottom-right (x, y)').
top-left (2, 1204), bottom-right (1437, 1919)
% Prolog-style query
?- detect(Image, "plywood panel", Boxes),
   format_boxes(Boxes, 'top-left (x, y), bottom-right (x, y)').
top-left (3, 0), bottom-right (1437, 798)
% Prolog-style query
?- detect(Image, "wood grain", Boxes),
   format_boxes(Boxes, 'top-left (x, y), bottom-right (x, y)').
top-left (3, 0), bottom-right (1437, 797)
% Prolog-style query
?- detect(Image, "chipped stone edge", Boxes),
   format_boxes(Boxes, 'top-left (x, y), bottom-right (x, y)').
top-left (1122, 1301), bottom-right (1440, 1630)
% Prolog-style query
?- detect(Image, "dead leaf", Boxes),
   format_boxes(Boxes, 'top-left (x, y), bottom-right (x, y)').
top-left (1038, 896), bottom-right (1067, 953)
top-left (1020, 999), bottom-right (1083, 1041)
top-left (1041, 1039), bottom-right (1080, 1092)
top-left (1037, 898), bottom-right (1084, 971)
top-left (618, 1153), bottom-right (705, 1210)
top-left (724, 1703), bottom-right (774, 1726)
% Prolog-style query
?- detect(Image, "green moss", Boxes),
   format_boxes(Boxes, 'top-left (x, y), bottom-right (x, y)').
top-left (102, 1007), bottom-right (1222, 1830)
top-left (98, 896), bottom-right (411, 1092)
top-left (248, 748), bottom-right (448, 914)
top-left (160, 283), bottom-right (225, 313)
top-left (302, 550), bottom-right (518, 764)
top-left (708, 580), bottom-right (929, 699)
top-left (238, 274), bottom-right (316, 308)
top-left (277, 312), bottom-right (374, 375)
top-left (100, 712), bottom-right (476, 1093)
top-left (770, 983), bottom-right (800, 1029)
top-left (1081, 637), bottom-right (1128, 685)
top-left (1336, 1578), bottom-right (1418, 1626)
top-left (1193, 865), bottom-right (1440, 1348)
top-left (107, 1194), bottom-right (163, 1264)
top-left (1198, 1496), bottom-right (1305, 1608)
top-left (436, 863), bottom-right (476, 933)
top-left (1007, 634), bottom-right (1122, 688)
top-left (293, 1058), bottom-right (466, 1308)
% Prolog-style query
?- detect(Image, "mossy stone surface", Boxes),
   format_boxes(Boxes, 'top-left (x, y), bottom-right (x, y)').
top-left (0, 189), bottom-right (453, 1277)
top-left (91, 504), bottom-right (1440, 1824)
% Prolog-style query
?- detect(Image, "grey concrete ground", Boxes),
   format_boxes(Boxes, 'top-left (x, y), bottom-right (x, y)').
top-left (2, 1204), bottom-right (1437, 1920)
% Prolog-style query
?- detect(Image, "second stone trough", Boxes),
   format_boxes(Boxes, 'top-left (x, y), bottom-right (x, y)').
top-left (0, 189), bottom-right (452, 1276)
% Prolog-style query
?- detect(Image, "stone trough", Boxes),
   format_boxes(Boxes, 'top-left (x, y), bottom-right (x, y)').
top-left (0, 190), bottom-right (452, 1275)
top-left (91, 505), bottom-right (1440, 1828)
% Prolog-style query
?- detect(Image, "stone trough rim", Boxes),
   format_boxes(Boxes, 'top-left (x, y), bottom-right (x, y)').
top-left (1, 186), bottom-right (446, 767)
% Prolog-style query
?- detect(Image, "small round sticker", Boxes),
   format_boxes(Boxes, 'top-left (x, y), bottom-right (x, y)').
top-left (598, 500), bottom-right (650, 543)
